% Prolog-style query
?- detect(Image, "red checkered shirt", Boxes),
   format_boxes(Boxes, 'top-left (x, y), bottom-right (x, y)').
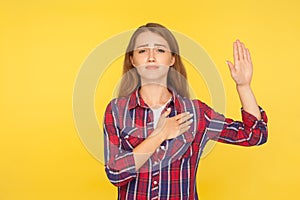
top-left (103, 88), bottom-right (268, 200)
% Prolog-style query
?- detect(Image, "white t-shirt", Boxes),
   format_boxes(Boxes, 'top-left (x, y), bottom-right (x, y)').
top-left (151, 98), bottom-right (171, 129)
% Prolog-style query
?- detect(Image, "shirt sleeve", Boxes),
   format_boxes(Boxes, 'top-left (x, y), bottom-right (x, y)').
top-left (197, 100), bottom-right (268, 146)
top-left (103, 100), bottom-right (137, 187)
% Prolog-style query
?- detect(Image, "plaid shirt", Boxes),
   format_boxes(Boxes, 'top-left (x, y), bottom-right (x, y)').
top-left (103, 88), bottom-right (268, 200)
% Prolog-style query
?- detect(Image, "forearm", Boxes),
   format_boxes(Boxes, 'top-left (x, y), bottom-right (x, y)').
top-left (236, 84), bottom-right (261, 120)
top-left (133, 129), bottom-right (165, 171)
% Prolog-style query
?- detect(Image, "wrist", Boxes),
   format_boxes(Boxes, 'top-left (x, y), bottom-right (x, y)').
top-left (157, 129), bottom-right (167, 143)
top-left (150, 128), bottom-right (166, 143)
top-left (236, 84), bottom-right (251, 91)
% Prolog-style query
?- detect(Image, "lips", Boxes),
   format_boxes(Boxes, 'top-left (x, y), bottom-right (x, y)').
top-left (145, 65), bottom-right (159, 70)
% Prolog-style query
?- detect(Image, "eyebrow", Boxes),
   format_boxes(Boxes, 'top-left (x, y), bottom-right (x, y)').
top-left (135, 43), bottom-right (168, 48)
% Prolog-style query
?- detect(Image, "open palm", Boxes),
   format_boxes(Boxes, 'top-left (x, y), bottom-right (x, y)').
top-left (226, 40), bottom-right (253, 86)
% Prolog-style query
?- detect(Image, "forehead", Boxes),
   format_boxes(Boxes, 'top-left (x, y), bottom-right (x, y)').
top-left (134, 31), bottom-right (170, 48)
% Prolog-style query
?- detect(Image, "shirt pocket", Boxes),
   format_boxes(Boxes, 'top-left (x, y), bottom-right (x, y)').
top-left (120, 126), bottom-right (144, 151)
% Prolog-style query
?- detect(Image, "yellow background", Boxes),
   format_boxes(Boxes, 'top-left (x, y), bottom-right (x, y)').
top-left (1, 0), bottom-right (299, 199)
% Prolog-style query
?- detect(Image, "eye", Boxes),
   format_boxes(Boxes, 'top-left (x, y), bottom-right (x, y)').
top-left (138, 49), bottom-right (146, 54)
top-left (157, 48), bottom-right (165, 53)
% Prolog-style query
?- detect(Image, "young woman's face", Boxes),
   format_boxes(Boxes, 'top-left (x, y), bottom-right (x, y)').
top-left (130, 31), bottom-right (175, 85)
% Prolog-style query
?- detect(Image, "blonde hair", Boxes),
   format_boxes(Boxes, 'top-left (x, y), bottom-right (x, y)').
top-left (118, 23), bottom-right (189, 98)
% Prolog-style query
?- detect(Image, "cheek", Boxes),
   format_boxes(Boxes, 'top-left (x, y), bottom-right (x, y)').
top-left (160, 56), bottom-right (174, 65)
top-left (132, 56), bottom-right (147, 65)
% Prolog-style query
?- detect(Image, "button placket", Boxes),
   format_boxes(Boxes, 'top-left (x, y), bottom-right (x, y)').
top-left (151, 171), bottom-right (159, 199)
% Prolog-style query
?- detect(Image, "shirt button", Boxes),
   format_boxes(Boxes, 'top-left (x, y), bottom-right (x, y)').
top-left (153, 180), bottom-right (158, 185)
top-left (160, 145), bottom-right (165, 150)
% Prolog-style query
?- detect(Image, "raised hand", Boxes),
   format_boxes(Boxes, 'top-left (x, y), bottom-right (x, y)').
top-left (155, 108), bottom-right (193, 140)
top-left (226, 39), bottom-right (253, 87)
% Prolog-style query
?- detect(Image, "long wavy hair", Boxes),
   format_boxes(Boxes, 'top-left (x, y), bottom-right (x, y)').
top-left (118, 23), bottom-right (189, 98)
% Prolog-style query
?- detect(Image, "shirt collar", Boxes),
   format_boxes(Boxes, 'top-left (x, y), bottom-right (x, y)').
top-left (128, 87), bottom-right (184, 112)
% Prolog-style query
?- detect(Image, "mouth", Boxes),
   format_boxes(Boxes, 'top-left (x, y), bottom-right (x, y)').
top-left (145, 65), bottom-right (159, 70)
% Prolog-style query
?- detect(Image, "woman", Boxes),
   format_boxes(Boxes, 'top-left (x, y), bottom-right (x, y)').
top-left (103, 23), bottom-right (268, 200)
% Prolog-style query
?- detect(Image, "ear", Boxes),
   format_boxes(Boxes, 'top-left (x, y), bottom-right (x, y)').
top-left (170, 56), bottom-right (175, 66)
top-left (130, 55), bottom-right (136, 67)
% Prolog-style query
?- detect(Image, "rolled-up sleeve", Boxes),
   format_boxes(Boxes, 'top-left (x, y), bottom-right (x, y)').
top-left (103, 101), bottom-right (137, 187)
top-left (199, 100), bottom-right (268, 146)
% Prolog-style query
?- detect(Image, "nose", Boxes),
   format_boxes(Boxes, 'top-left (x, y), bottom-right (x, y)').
top-left (148, 48), bottom-right (156, 62)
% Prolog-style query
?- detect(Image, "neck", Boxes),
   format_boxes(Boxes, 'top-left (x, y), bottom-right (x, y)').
top-left (140, 84), bottom-right (172, 108)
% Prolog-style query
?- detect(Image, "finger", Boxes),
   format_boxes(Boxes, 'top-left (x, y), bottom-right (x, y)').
top-left (244, 48), bottom-right (249, 61)
top-left (226, 60), bottom-right (235, 72)
top-left (177, 113), bottom-right (194, 124)
top-left (182, 119), bottom-right (194, 127)
top-left (173, 112), bottom-right (190, 120)
top-left (179, 125), bottom-right (191, 134)
top-left (246, 48), bottom-right (252, 63)
top-left (233, 41), bottom-right (239, 62)
top-left (242, 43), bottom-right (248, 61)
top-left (237, 40), bottom-right (244, 60)
top-left (164, 107), bottom-right (172, 117)
top-left (178, 119), bottom-right (193, 131)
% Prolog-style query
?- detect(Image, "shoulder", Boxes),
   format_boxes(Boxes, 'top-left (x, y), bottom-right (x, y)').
top-left (107, 97), bottom-right (129, 106)
top-left (177, 95), bottom-right (207, 108)
top-left (175, 94), bottom-right (210, 113)
top-left (192, 98), bottom-right (210, 110)
top-left (104, 96), bottom-right (131, 113)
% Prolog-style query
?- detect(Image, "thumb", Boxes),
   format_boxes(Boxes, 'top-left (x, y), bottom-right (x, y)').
top-left (164, 107), bottom-right (171, 117)
top-left (226, 60), bottom-right (235, 72)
